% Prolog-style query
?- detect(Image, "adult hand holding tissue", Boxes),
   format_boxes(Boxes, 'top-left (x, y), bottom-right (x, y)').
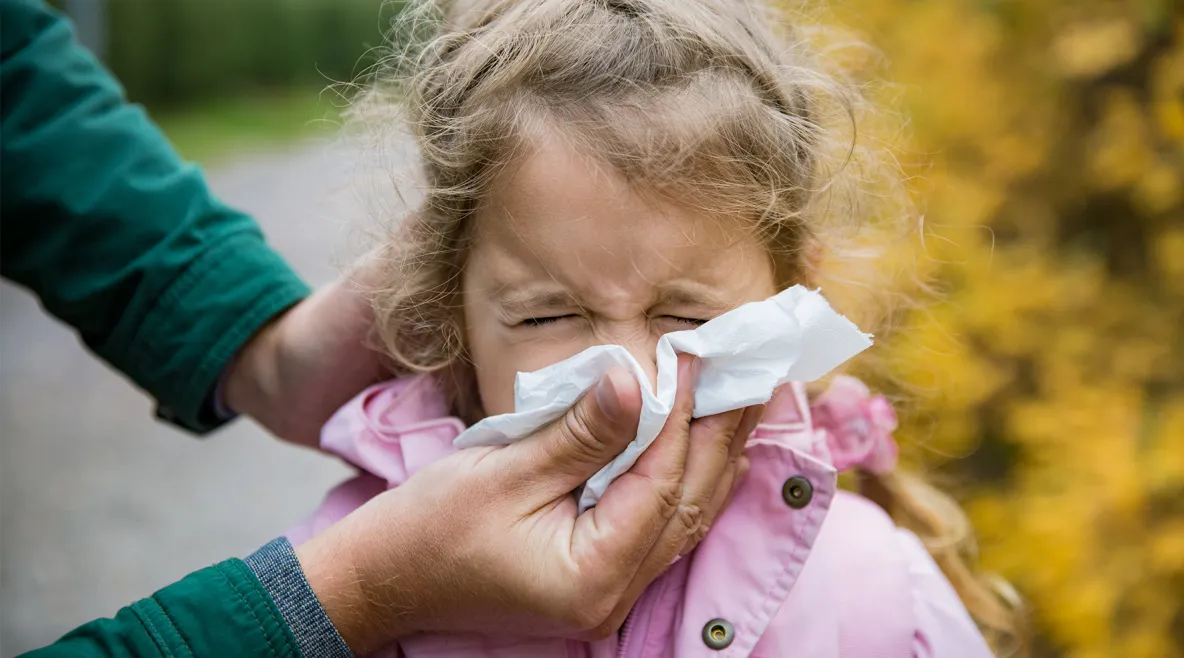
top-left (455, 285), bottom-right (873, 511)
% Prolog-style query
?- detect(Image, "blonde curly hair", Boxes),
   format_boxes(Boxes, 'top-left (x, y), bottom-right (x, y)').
top-left (349, 0), bottom-right (1024, 652)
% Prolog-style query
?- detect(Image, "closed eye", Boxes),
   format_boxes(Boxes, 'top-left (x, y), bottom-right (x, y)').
top-left (666, 316), bottom-right (708, 327)
top-left (521, 315), bottom-right (578, 327)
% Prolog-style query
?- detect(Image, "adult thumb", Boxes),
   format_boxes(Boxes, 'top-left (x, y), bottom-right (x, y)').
top-left (508, 367), bottom-right (642, 499)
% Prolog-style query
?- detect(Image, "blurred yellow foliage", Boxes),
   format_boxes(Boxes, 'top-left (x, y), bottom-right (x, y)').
top-left (819, 1), bottom-right (1183, 655)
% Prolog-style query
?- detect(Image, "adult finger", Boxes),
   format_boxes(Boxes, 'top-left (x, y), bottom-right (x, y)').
top-left (731, 404), bottom-right (764, 461)
top-left (613, 399), bottom-right (755, 603)
top-left (504, 366), bottom-right (643, 500)
top-left (671, 407), bottom-right (745, 545)
top-left (600, 353), bottom-right (699, 524)
top-left (569, 354), bottom-right (698, 575)
top-left (678, 404), bottom-right (763, 556)
top-left (585, 354), bottom-right (722, 633)
top-left (682, 451), bottom-right (753, 557)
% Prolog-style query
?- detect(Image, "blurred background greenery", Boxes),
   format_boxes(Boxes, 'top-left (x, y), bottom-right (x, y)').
top-left (48, 0), bottom-right (398, 161)
top-left (53, 1), bottom-right (1184, 657)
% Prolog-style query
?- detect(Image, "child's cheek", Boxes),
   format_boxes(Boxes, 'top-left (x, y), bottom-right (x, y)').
top-left (475, 335), bottom-right (593, 416)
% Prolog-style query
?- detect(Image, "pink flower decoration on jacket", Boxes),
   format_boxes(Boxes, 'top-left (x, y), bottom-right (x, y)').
top-left (811, 375), bottom-right (899, 475)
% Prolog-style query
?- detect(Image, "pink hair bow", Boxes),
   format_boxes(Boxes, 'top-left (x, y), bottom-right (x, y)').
top-left (811, 375), bottom-right (899, 475)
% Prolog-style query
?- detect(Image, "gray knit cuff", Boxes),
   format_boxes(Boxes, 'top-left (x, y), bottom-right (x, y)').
top-left (245, 537), bottom-right (354, 658)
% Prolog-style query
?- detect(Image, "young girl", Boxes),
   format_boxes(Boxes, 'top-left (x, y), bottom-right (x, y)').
top-left (291, 0), bottom-right (1022, 654)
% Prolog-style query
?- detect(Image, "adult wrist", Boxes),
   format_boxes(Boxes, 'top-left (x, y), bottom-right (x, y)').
top-left (293, 492), bottom-right (428, 653)
top-left (223, 310), bottom-right (286, 418)
top-left (293, 520), bottom-right (404, 648)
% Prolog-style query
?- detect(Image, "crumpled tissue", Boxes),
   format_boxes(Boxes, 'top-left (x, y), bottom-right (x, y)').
top-left (454, 285), bottom-right (873, 511)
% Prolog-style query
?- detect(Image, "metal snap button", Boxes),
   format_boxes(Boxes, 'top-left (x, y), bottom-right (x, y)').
top-left (781, 475), bottom-right (813, 508)
top-left (702, 617), bottom-right (734, 650)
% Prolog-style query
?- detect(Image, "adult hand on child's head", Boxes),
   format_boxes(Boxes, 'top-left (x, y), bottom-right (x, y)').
top-left (295, 354), bottom-right (762, 653)
top-left (223, 256), bottom-right (390, 448)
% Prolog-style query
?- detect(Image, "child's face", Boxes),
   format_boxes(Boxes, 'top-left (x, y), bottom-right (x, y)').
top-left (462, 136), bottom-right (778, 416)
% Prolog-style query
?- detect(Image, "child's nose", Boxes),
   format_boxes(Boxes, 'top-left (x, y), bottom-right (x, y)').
top-left (625, 342), bottom-right (660, 392)
top-left (593, 324), bottom-right (661, 392)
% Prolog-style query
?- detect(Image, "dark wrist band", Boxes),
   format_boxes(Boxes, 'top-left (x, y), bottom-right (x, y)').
top-left (245, 537), bottom-right (354, 658)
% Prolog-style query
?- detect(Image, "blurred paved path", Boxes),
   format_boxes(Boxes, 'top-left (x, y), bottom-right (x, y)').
top-left (0, 138), bottom-right (414, 656)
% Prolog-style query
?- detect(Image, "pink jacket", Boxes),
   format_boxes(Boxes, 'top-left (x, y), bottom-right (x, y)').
top-left (287, 375), bottom-right (993, 658)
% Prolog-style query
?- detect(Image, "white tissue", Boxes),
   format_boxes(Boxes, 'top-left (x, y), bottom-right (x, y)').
top-left (453, 285), bottom-right (873, 511)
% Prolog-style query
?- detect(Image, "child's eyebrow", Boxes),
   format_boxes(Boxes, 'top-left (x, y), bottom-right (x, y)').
top-left (654, 286), bottom-right (733, 311)
top-left (494, 289), bottom-right (581, 315)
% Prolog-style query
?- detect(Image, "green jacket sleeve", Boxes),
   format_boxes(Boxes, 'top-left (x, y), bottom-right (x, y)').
top-left (0, 0), bottom-right (311, 433)
top-left (21, 559), bottom-right (302, 658)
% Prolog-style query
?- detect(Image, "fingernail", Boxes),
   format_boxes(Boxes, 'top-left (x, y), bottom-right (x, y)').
top-left (595, 372), bottom-right (623, 423)
top-left (690, 355), bottom-right (702, 382)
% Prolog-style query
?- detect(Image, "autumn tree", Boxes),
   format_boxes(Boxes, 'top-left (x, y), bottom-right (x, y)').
top-left (816, 1), bottom-right (1182, 656)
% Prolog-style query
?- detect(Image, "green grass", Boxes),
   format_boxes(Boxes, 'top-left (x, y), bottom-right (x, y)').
top-left (153, 88), bottom-right (345, 165)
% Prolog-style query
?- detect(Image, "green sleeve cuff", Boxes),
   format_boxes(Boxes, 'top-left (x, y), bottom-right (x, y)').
top-left (24, 559), bottom-right (300, 658)
top-left (130, 560), bottom-right (300, 658)
top-left (108, 229), bottom-right (311, 434)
